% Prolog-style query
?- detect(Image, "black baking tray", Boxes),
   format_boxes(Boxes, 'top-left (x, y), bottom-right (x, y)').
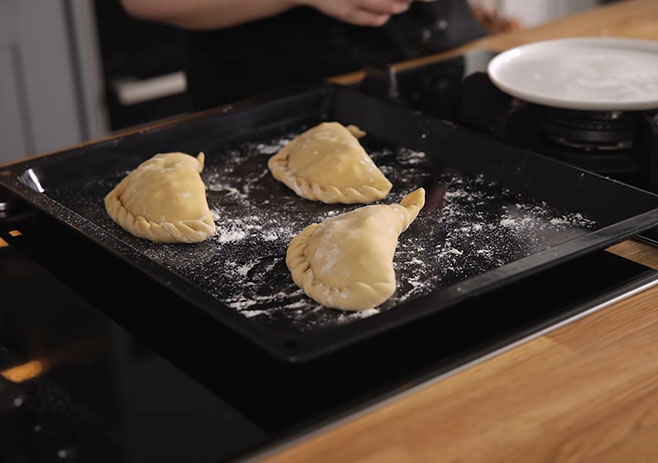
top-left (2, 84), bottom-right (658, 363)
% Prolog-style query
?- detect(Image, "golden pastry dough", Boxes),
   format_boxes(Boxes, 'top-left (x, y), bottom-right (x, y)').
top-left (286, 188), bottom-right (425, 311)
top-left (268, 122), bottom-right (392, 204)
top-left (345, 124), bottom-right (366, 139)
top-left (105, 152), bottom-right (216, 243)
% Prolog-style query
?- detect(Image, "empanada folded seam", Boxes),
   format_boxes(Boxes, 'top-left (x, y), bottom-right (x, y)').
top-left (285, 188), bottom-right (425, 311)
top-left (269, 154), bottom-right (390, 204)
top-left (286, 223), bottom-right (395, 310)
top-left (105, 181), bottom-right (216, 244)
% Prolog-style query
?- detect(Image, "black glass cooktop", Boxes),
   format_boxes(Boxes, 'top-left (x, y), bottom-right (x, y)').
top-left (358, 48), bottom-right (658, 243)
top-left (1, 230), bottom-right (656, 462)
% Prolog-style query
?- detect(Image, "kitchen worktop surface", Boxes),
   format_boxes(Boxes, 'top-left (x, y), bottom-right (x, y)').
top-left (2, 1), bottom-right (658, 462)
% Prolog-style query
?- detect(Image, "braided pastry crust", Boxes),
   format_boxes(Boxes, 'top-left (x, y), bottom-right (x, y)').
top-left (286, 188), bottom-right (425, 311)
top-left (105, 152), bottom-right (216, 243)
top-left (268, 122), bottom-right (391, 204)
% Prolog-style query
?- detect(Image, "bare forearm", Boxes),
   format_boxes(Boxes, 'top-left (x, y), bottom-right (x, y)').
top-left (120, 0), bottom-right (298, 30)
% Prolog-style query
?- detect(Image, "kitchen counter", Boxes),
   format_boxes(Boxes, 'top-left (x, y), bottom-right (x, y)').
top-left (262, 1), bottom-right (658, 462)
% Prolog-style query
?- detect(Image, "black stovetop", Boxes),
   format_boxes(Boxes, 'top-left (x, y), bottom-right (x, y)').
top-left (358, 48), bottom-right (658, 243)
top-left (2, 49), bottom-right (658, 462)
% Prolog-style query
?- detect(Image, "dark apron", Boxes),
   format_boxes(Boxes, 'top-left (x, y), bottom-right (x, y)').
top-left (184, 0), bottom-right (486, 110)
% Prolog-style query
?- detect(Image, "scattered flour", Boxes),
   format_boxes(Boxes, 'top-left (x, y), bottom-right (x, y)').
top-left (236, 263), bottom-right (254, 276)
top-left (162, 134), bottom-right (597, 327)
top-left (254, 138), bottom-right (289, 154)
top-left (54, 125), bottom-right (599, 333)
top-left (241, 310), bottom-right (269, 318)
top-left (397, 147), bottom-right (427, 165)
top-left (216, 230), bottom-right (246, 243)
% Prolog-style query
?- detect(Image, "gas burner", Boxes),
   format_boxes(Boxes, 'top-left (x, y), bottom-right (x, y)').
top-left (532, 106), bottom-right (641, 177)
top-left (541, 109), bottom-right (635, 152)
top-left (488, 99), bottom-right (658, 189)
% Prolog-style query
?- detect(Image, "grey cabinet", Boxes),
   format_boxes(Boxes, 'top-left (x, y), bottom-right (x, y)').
top-left (0, 0), bottom-right (107, 164)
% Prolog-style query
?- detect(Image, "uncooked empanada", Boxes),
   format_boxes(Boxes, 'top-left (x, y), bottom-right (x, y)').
top-left (268, 122), bottom-right (392, 204)
top-left (286, 188), bottom-right (425, 311)
top-left (105, 152), bottom-right (216, 243)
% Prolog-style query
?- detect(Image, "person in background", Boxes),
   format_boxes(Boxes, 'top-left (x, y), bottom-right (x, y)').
top-left (120, 0), bottom-right (487, 110)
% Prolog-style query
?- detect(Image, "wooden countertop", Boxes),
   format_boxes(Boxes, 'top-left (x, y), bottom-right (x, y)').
top-left (265, 1), bottom-right (658, 462)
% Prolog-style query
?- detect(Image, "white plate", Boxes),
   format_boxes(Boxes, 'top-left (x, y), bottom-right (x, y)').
top-left (487, 37), bottom-right (658, 111)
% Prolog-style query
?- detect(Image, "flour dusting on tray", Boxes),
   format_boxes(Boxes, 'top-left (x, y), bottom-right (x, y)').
top-left (49, 126), bottom-right (598, 332)
top-left (150, 130), bottom-right (596, 329)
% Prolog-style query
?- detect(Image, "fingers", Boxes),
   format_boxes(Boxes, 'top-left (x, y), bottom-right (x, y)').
top-left (359, 0), bottom-right (413, 15)
top-left (302, 0), bottom-right (416, 28)
top-left (350, 8), bottom-right (391, 26)
top-left (349, 0), bottom-right (416, 26)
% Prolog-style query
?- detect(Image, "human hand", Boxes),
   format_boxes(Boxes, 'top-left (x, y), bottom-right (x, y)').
top-left (298, 0), bottom-right (437, 27)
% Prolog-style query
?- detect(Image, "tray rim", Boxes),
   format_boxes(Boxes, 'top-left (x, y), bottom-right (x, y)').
top-left (3, 83), bottom-right (658, 363)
